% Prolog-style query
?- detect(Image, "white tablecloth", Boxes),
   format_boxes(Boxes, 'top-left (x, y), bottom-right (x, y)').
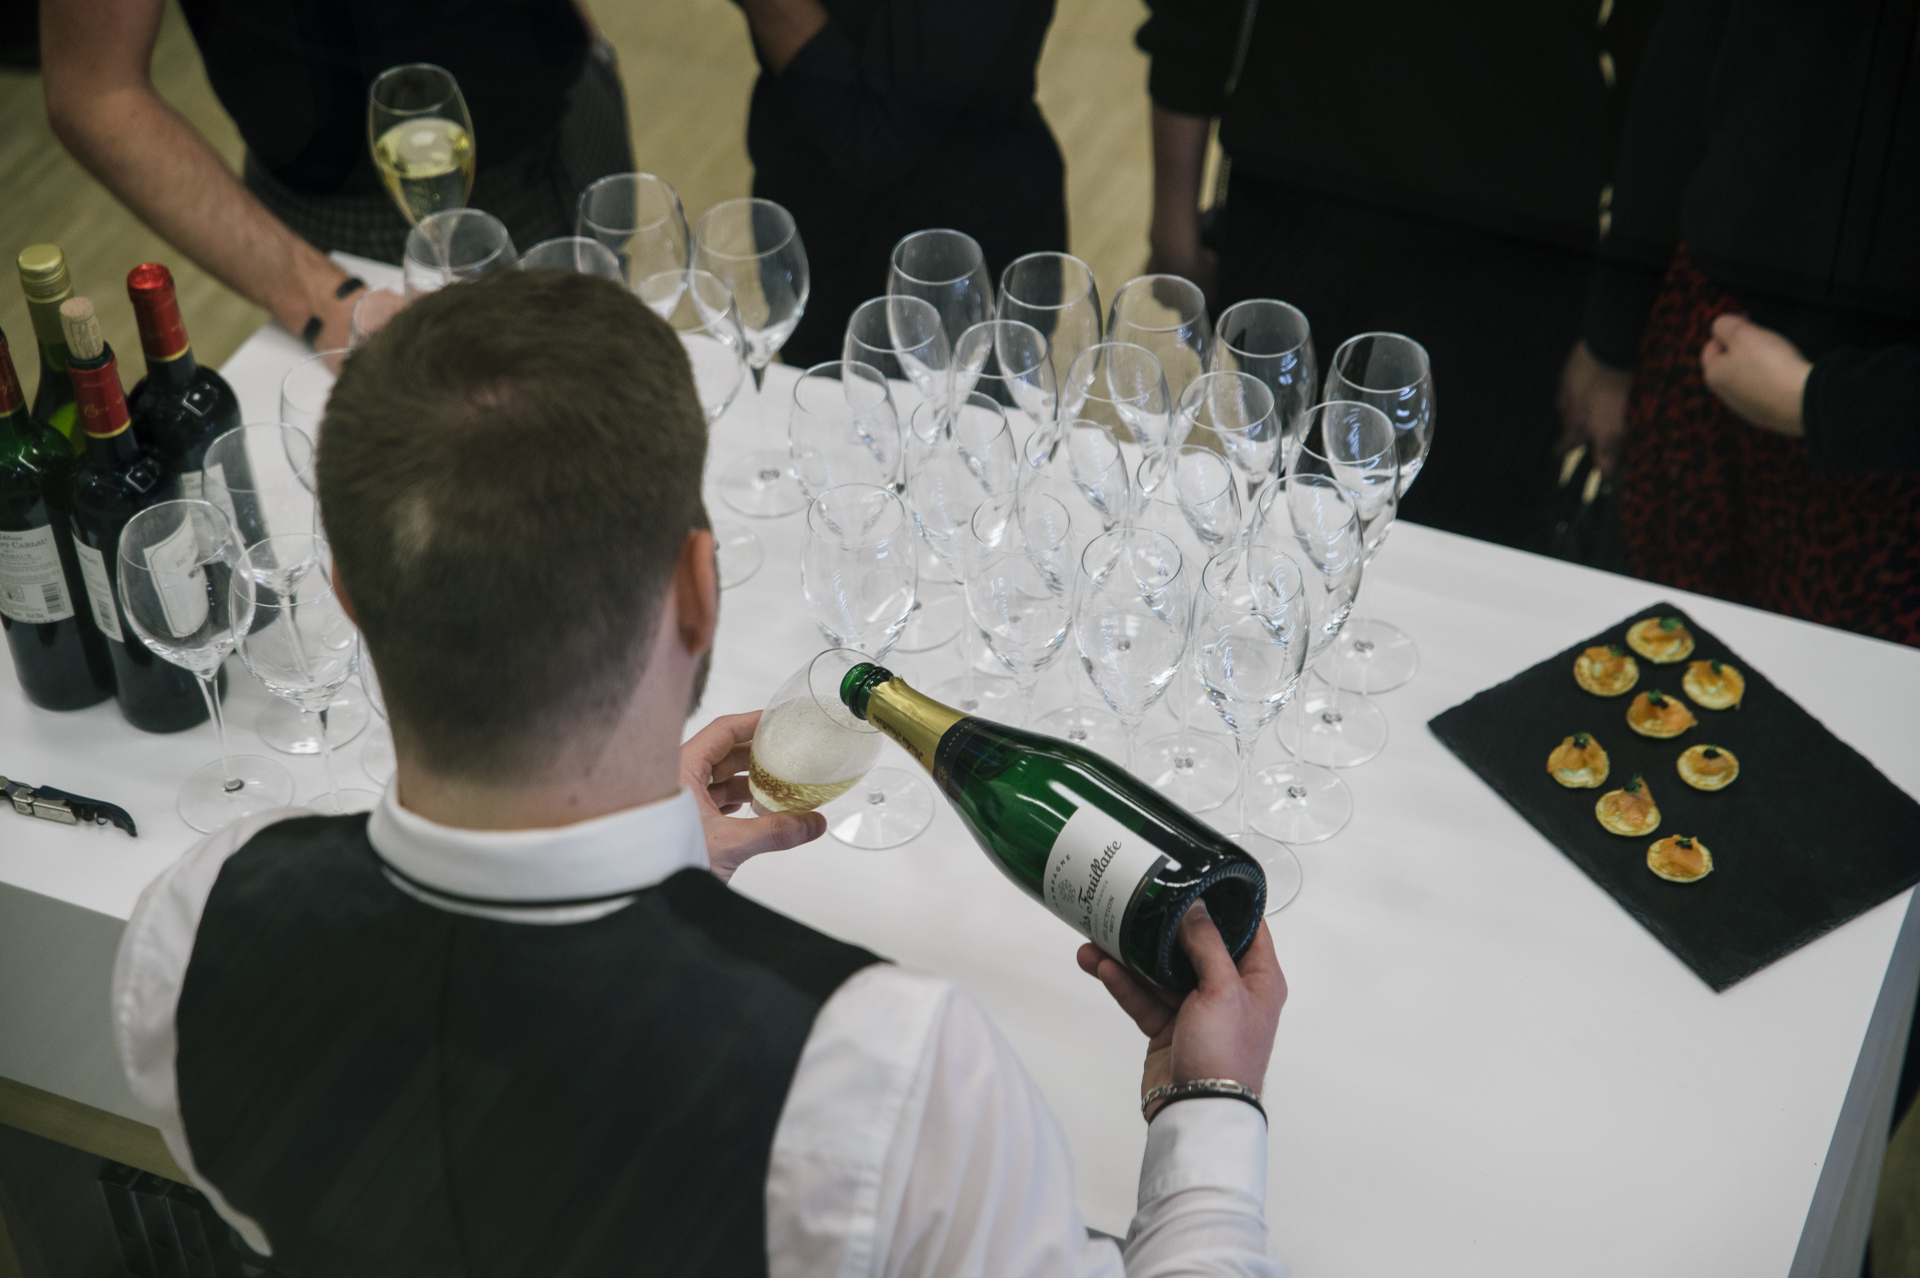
top-left (3, 258), bottom-right (1918, 1275)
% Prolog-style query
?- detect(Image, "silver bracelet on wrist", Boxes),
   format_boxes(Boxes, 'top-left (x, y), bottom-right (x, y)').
top-left (1141, 1078), bottom-right (1265, 1122)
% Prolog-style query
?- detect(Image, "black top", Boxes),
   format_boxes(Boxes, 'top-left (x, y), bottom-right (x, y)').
top-left (173, 815), bottom-right (880, 1275)
top-left (1137, 0), bottom-right (1657, 251)
top-left (1583, 0), bottom-right (1920, 473)
top-left (177, 0), bottom-right (589, 196)
top-left (744, 0), bottom-right (1058, 193)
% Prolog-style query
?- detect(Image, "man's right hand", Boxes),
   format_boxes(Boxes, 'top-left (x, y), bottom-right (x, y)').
top-left (1555, 340), bottom-right (1635, 478)
top-left (1078, 905), bottom-right (1286, 1117)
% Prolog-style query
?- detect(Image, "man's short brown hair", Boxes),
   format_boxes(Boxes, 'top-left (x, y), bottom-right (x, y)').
top-left (317, 270), bottom-right (708, 780)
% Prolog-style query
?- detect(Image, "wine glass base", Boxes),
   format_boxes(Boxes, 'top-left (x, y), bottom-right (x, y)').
top-left (1137, 729), bottom-right (1238, 813)
top-left (1322, 618), bottom-right (1418, 693)
top-left (1228, 831), bottom-right (1301, 914)
top-left (1275, 688), bottom-right (1388, 768)
top-left (305, 788), bottom-right (381, 816)
top-left (178, 755), bottom-right (295, 834)
top-left (821, 766), bottom-right (935, 849)
top-left (361, 729), bottom-right (396, 787)
top-left (257, 689), bottom-right (369, 755)
top-left (719, 451), bottom-right (807, 518)
top-left (1034, 703), bottom-right (1129, 762)
top-left (929, 672), bottom-right (1018, 719)
top-left (893, 584), bottom-right (964, 653)
top-left (1248, 760), bottom-right (1352, 844)
top-left (714, 520), bottom-right (764, 589)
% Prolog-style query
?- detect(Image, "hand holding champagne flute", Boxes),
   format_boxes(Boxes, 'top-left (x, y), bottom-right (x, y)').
top-left (748, 649), bottom-right (885, 815)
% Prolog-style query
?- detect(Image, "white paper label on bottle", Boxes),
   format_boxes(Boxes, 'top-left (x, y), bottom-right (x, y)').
top-left (72, 537), bottom-right (123, 641)
top-left (1044, 803), bottom-right (1168, 958)
top-left (0, 525), bottom-right (76, 624)
top-left (143, 516), bottom-right (209, 637)
top-left (173, 468), bottom-right (205, 502)
top-left (199, 461), bottom-right (240, 532)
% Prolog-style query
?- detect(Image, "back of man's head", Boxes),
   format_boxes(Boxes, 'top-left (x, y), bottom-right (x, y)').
top-left (317, 270), bottom-right (707, 783)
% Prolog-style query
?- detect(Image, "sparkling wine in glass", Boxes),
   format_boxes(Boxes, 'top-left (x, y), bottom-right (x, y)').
top-left (749, 648), bottom-right (885, 814)
top-left (368, 64), bottom-right (475, 226)
top-left (1321, 332), bottom-right (1434, 693)
top-left (115, 500), bottom-right (293, 831)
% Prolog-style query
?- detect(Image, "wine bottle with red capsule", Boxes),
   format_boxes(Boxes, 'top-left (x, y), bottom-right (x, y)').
top-left (126, 263), bottom-right (241, 501)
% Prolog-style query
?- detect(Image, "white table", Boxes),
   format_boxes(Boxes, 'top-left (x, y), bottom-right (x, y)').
top-left (3, 262), bottom-right (1917, 1276)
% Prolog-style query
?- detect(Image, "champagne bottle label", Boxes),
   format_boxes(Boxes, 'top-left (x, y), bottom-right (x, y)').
top-left (72, 537), bottom-right (123, 641)
top-left (0, 526), bottom-right (76, 624)
top-left (143, 516), bottom-right (210, 636)
top-left (1043, 803), bottom-right (1169, 957)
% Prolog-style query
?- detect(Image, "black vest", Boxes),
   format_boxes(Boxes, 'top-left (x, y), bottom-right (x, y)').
top-left (174, 815), bottom-right (880, 1275)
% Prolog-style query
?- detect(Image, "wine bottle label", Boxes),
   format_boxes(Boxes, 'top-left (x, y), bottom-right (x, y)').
top-left (1044, 804), bottom-right (1168, 958)
top-left (143, 516), bottom-right (210, 637)
top-left (0, 525), bottom-right (75, 624)
top-left (72, 537), bottom-right (123, 641)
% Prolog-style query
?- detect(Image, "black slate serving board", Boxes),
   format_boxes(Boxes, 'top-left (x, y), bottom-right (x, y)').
top-left (1429, 602), bottom-right (1920, 991)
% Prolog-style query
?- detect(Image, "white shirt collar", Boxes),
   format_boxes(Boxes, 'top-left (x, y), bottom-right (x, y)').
top-left (365, 783), bottom-right (708, 909)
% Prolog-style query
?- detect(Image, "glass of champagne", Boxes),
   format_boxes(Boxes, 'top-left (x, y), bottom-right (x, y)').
top-left (116, 500), bottom-right (293, 832)
top-left (749, 648), bottom-right (885, 815)
top-left (403, 209), bottom-right (518, 299)
top-left (368, 64), bottom-right (475, 226)
top-left (577, 173), bottom-right (691, 316)
top-left (1321, 332), bottom-right (1435, 693)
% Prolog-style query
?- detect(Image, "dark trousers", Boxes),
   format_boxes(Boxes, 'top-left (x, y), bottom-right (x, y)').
top-left (1215, 171), bottom-right (1593, 550)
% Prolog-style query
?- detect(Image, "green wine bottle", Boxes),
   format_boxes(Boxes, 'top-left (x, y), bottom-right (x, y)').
top-left (841, 663), bottom-right (1266, 993)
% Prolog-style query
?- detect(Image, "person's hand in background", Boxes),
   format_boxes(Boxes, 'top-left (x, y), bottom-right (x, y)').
top-left (1555, 340), bottom-right (1635, 477)
top-left (1700, 313), bottom-right (1810, 438)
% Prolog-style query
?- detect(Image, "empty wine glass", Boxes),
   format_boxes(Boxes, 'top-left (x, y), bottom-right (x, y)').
top-left (402, 209), bottom-right (518, 298)
top-left (905, 392), bottom-right (1022, 717)
top-left (889, 229), bottom-right (994, 349)
top-left (348, 289), bottom-right (406, 349)
top-left (1073, 528), bottom-right (1189, 767)
top-left (1057, 419), bottom-right (1132, 531)
top-left (116, 501), bottom-right (292, 831)
top-left (1108, 274), bottom-right (1211, 405)
top-left (1131, 456), bottom-right (1237, 813)
top-left (963, 492), bottom-right (1077, 726)
top-left (1210, 300), bottom-right (1316, 470)
top-left (749, 648), bottom-right (885, 816)
top-left (1194, 543), bottom-right (1311, 912)
top-left (367, 63), bottom-right (474, 225)
top-left (789, 361), bottom-right (903, 499)
top-left (695, 197), bottom-right (810, 391)
top-left (953, 319), bottom-right (1057, 460)
top-left (1247, 473), bottom-right (1360, 843)
top-left (359, 641), bottom-right (394, 787)
top-left (1322, 332), bottom-right (1435, 694)
top-left (1166, 445), bottom-right (1243, 554)
top-left (1278, 404), bottom-right (1397, 767)
top-left (204, 422), bottom-right (371, 754)
top-left (999, 251), bottom-right (1102, 386)
top-left (1062, 342), bottom-right (1183, 470)
top-left (844, 295), bottom-right (952, 413)
top-left (517, 237), bottom-right (624, 280)
top-left (1179, 370), bottom-right (1280, 517)
top-left (800, 484), bottom-right (933, 847)
top-left (577, 172), bottom-right (691, 315)
top-left (662, 269), bottom-right (758, 589)
top-left (233, 535), bottom-right (377, 815)
top-left (280, 348), bottom-right (348, 443)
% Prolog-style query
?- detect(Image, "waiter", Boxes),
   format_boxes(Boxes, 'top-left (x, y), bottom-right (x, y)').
top-left (40, 0), bottom-right (632, 351)
top-left (734, 0), bottom-right (1068, 365)
top-left (112, 270), bottom-right (1288, 1273)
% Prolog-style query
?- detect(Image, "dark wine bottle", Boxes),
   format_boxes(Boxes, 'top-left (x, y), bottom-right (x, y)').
top-left (0, 325), bottom-right (113, 709)
top-left (16, 244), bottom-right (82, 454)
top-left (125, 263), bottom-right (241, 500)
top-left (62, 298), bottom-right (209, 733)
top-left (841, 663), bottom-right (1266, 992)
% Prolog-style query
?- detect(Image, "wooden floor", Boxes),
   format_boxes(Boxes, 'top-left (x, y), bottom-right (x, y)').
top-left (0, 0), bottom-right (1152, 372)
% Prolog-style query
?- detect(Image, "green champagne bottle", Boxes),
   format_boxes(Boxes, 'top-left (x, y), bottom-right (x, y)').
top-left (841, 663), bottom-right (1266, 993)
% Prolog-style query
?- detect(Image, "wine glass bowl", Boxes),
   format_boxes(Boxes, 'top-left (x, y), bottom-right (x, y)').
top-left (998, 251), bottom-right (1101, 386)
top-left (1210, 300), bottom-right (1316, 468)
top-left (953, 319), bottom-right (1057, 460)
top-left (888, 229), bottom-right (994, 347)
top-left (748, 648), bottom-right (885, 815)
top-left (1072, 528), bottom-right (1189, 765)
top-left (789, 361), bottom-right (903, 499)
top-left (963, 492), bottom-right (1077, 725)
top-left (1062, 342), bottom-right (1180, 464)
top-left (402, 209), bottom-right (518, 298)
top-left (1178, 370), bottom-right (1280, 513)
top-left (694, 198), bottom-right (810, 381)
top-left (1107, 275), bottom-right (1212, 406)
top-left (367, 63), bottom-right (475, 226)
top-left (577, 172), bottom-right (690, 313)
top-left (516, 237), bottom-right (624, 280)
top-left (844, 295), bottom-right (952, 410)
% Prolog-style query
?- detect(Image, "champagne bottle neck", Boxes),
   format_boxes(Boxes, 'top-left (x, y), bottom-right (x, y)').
top-left (858, 673), bottom-right (970, 775)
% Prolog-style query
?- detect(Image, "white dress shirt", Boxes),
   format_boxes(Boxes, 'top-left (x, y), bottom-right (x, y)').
top-left (112, 785), bottom-right (1284, 1276)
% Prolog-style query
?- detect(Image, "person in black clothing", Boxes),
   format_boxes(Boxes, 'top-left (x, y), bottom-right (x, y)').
top-left (42, 0), bottom-right (633, 351)
top-left (1557, 0), bottom-right (1920, 645)
top-left (1138, 0), bottom-right (1660, 551)
top-left (733, 0), bottom-right (1067, 366)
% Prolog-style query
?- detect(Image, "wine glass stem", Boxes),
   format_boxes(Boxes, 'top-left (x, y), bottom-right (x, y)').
top-left (1234, 731), bottom-right (1256, 836)
top-left (313, 706), bottom-right (341, 803)
top-left (1016, 670), bottom-right (1040, 727)
top-left (198, 672), bottom-right (240, 790)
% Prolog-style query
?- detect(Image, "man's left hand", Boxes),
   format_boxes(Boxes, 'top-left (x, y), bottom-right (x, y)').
top-left (682, 711), bottom-right (826, 882)
top-left (1700, 313), bottom-right (1811, 438)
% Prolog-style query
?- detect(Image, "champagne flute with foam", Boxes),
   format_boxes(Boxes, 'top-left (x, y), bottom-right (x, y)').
top-left (368, 64), bottom-right (475, 226)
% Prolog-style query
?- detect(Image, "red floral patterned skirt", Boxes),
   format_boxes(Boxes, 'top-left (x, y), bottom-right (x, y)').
top-left (1620, 248), bottom-right (1920, 646)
